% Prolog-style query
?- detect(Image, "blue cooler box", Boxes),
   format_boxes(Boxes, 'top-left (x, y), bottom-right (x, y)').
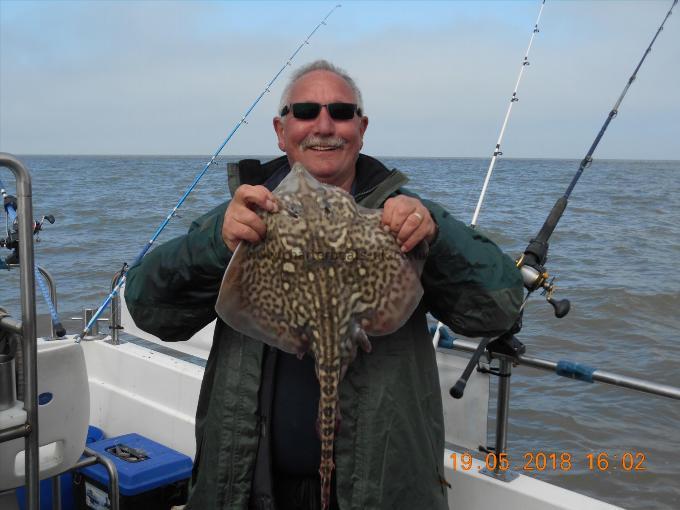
top-left (73, 433), bottom-right (192, 510)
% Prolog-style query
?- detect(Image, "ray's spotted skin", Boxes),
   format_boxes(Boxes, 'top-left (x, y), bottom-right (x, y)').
top-left (216, 163), bottom-right (425, 509)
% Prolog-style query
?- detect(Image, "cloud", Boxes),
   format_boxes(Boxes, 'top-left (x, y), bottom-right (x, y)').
top-left (1, 1), bottom-right (678, 159)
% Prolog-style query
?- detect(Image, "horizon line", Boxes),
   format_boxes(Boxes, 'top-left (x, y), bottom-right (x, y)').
top-left (4, 153), bottom-right (679, 164)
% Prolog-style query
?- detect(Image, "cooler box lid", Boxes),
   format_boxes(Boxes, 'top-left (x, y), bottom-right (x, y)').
top-left (78, 433), bottom-right (192, 496)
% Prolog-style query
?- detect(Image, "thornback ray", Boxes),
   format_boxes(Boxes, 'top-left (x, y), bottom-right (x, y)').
top-left (215, 162), bottom-right (426, 510)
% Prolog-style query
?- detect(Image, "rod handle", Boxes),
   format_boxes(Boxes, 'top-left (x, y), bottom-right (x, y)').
top-left (450, 380), bottom-right (467, 399)
top-left (449, 337), bottom-right (492, 400)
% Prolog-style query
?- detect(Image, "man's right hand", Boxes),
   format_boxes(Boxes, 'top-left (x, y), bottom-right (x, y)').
top-left (222, 185), bottom-right (278, 252)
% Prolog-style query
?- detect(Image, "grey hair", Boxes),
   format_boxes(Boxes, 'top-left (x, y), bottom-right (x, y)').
top-left (277, 60), bottom-right (364, 116)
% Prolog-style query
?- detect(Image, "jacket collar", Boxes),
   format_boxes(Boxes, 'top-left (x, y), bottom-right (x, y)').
top-left (227, 154), bottom-right (409, 208)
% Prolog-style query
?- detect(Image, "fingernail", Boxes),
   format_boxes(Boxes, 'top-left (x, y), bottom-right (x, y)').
top-left (266, 199), bottom-right (277, 212)
top-left (382, 225), bottom-right (391, 233)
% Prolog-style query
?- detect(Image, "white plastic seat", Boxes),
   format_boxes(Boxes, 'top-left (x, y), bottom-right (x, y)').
top-left (0, 339), bottom-right (89, 499)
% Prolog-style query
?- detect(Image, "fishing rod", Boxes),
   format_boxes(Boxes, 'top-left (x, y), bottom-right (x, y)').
top-left (449, 0), bottom-right (678, 400)
top-left (518, 0), bottom-right (677, 304)
top-left (76, 4), bottom-right (342, 341)
top-left (470, 0), bottom-right (547, 228)
top-left (434, 0), bottom-right (547, 354)
top-left (1, 177), bottom-right (66, 337)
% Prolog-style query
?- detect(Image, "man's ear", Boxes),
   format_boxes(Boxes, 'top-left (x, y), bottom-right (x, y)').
top-left (273, 117), bottom-right (286, 152)
top-left (360, 116), bottom-right (368, 136)
top-left (359, 116), bottom-right (368, 149)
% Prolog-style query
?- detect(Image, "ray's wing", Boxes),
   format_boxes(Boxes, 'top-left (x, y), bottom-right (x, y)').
top-left (215, 164), bottom-right (317, 354)
top-left (347, 206), bottom-right (426, 336)
top-left (215, 238), bottom-right (304, 354)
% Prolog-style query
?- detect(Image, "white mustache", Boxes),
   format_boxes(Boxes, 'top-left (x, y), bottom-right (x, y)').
top-left (300, 136), bottom-right (346, 150)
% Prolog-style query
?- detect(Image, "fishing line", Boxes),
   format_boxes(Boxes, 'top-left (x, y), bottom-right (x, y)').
top-left (434, 0), bottom-right (547, 347)
top-left (448, 0), bottom-right (677, 400)
top-left (518, 0), bottom-right (678, 301)
top-left (1, 177), bottom-right (66, 337)
top-left (470, 0), bottom-right (547, 228)
top-left (76, 4), bottom-right (342, 341)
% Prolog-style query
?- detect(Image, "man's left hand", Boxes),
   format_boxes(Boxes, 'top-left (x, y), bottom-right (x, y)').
top-left (381, 196), bottom-right (437, 253)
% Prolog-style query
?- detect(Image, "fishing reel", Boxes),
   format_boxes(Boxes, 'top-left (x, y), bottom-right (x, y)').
top-left (2, 194), bottom-right (56, 263)
top-left (449, 238), bottom-right (570, 401)
top-left (32, 214), bottom-right (56, 239)
top-left (516, 237), bottom-right (570, 319)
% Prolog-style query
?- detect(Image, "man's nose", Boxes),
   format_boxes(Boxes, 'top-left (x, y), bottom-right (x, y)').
top-left (313, 106), bottom-right (335, 134)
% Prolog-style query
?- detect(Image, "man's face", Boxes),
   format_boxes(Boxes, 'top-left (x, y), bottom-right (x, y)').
top-left (274, 70), bottom-right (368, 188)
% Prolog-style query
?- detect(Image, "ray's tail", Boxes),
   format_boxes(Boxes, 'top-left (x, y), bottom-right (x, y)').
top-left (318, 362), bottom-right (340, 510)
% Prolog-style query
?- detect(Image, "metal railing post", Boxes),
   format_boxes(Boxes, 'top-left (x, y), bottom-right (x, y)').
top-left (0, 153), bottom-right (40, 510)
top-left (83, 447), bottom-right (120, 510)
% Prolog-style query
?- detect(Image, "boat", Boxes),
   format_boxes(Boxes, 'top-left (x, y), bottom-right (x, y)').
top-left (1, 3), bottom-right (678, 509)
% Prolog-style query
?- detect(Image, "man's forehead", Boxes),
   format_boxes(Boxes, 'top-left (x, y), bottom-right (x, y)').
top-left (288, 70), bottom-right (356, 101)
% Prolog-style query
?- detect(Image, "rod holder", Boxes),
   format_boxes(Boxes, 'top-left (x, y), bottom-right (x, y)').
top-left (71, 308), bottom-right (106, 340)
top-left (0, 354), bottom-right (17, 411)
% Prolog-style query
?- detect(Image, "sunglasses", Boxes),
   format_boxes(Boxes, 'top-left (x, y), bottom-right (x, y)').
top-left (280, 102), bottom-right (362, 121)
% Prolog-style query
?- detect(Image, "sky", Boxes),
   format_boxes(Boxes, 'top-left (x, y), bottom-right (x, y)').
top-left (0, 0), bottom-right (678, 160)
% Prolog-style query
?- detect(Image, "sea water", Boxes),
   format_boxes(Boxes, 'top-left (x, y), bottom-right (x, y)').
top-left (1, 155), bottom-right (679, 509)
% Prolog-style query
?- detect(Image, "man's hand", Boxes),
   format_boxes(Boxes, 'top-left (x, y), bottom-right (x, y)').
top-left (382, 195), bottom-right (437, 253)
top-left (222, 185), bottom-right (278, 252)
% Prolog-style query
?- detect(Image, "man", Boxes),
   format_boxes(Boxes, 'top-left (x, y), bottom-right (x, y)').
top-left (125, 60), bottom-right (523, 510)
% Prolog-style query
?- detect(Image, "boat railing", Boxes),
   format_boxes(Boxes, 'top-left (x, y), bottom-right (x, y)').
top-left (0, 152), bottom-right (40, 510)
top-left (72, 447), bottom-right (121, 510)
top-left (1, 153), bottom-right (122, 510)
top-left (435, 325), bottom-right (680, 481)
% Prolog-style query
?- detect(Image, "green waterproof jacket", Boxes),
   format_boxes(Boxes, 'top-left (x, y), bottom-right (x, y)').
top-left (125, 154), bottom-right (523, 510)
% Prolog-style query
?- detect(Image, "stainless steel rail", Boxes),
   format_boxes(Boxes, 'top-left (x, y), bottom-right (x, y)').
top-left (0, 153), bottom-right (39, 510)
top-left (0, 423), bottom-right (31, 442)
top-left (68, 448), bottom-right (120, 510)
top-left (438, 332), bottom-right (680, 482)
top-left (82, 447), bottom-right (120, 510)
top-left (51, 476), bottom-right (62, 510)
top-left (440, 336), bottom-right (680, 400)
top-left (0, 315), bottom-right (22, 335)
